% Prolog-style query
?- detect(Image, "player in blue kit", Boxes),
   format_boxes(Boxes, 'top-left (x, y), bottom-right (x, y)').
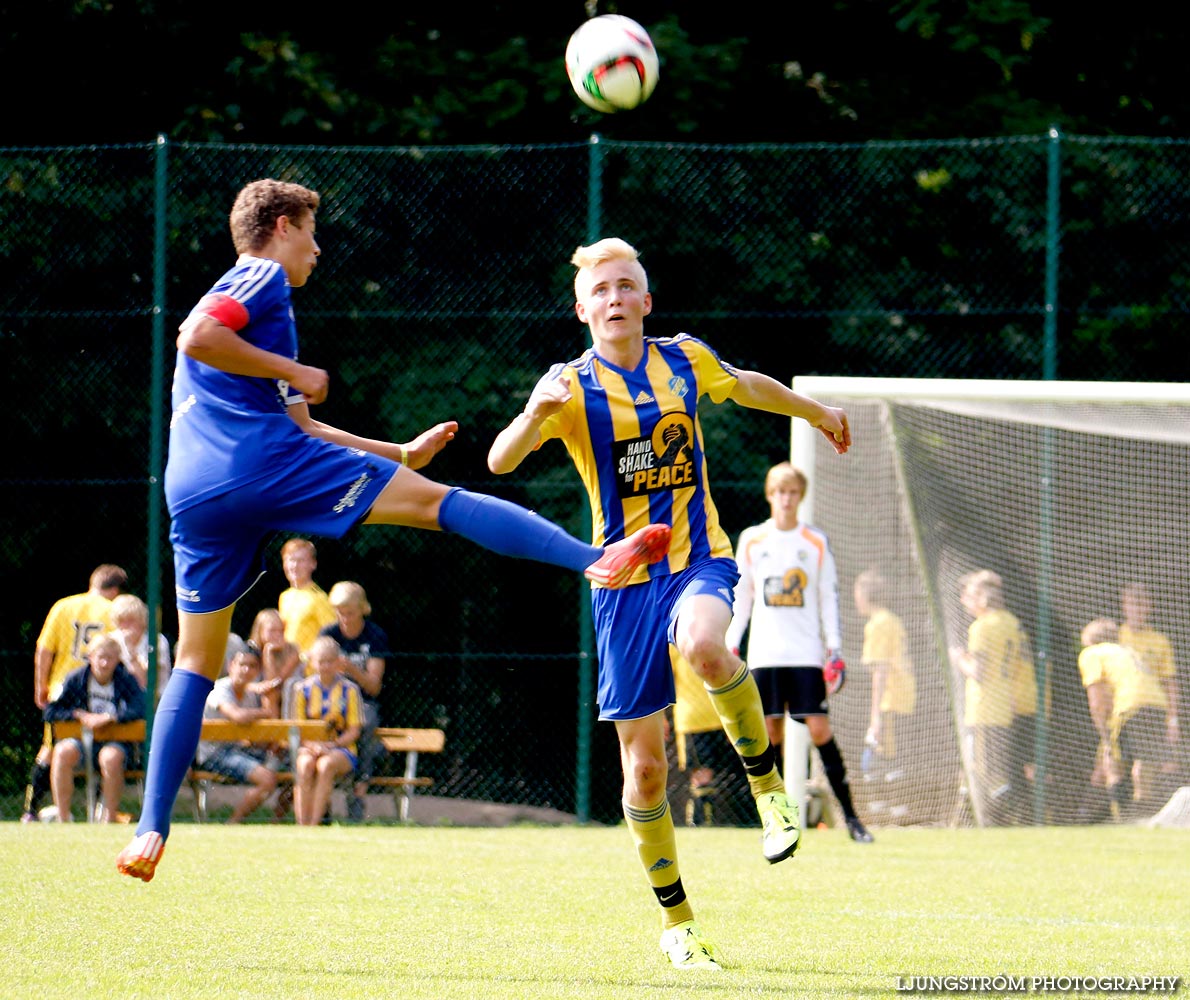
top-left (117, 181), bottom-right (670, 881)
top-left (488, 237), bottom-right (850, 969)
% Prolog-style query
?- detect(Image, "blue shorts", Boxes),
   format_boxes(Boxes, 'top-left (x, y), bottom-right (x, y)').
top-left (171, 437), bottom-right (398, 612)
top-left (199, 744), bottom-right (269, 783)
top-left (590, 557), bottom-right (739, 721)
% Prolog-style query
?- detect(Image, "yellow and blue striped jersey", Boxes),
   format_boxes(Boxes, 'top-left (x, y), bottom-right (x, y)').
top-left (536, 334), bottom-right (737, 585)
top-left (293, 674), bottom-right (362, 755)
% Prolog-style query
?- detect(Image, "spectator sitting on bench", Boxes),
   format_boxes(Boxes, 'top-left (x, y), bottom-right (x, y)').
top-left (320, 580), bottom-right (389, 822)
top-left (249, 607), bottom-right (303, 720)
top-left (195, 643), bottom-right (281, 823)
top-left (43, 633), bottom-right (145, 822)
top-left (292, 636), bottom-right (362, 826)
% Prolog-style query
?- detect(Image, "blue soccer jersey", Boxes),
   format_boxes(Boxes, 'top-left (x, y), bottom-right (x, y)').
top-left (166, 256), bottom-right (397, 613)
top-left (166, 256), bottom-right (308, 513)
top-left (535, 333), bottom-right (737, 586)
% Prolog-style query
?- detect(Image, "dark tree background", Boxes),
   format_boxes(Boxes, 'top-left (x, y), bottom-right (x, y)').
top-left (3, 1), bottom-right (1187, 146)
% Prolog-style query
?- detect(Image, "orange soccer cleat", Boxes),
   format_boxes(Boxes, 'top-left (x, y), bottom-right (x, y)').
top-left (116, 831), bottom-right (165, 882)
top-left (584, 523), bottom-right (671, 588)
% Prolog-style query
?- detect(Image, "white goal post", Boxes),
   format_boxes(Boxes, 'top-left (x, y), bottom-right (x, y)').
top-left (786, 376), bottom-right (1190, 827)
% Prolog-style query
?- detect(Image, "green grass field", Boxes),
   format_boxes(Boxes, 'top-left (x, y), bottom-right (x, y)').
top-left (4, 822), bottom-right (1186, 999)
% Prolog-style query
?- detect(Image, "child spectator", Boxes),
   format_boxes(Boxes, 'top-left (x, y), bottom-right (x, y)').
top-left (108, 593), bottom-right (173, 699)
top-left (855, 569), bottom-right (915, 790)
top-left (1079, 617), bottom-right (1173, 819)
top-left (43, 633), bottom-right (144, 822)
top-left (320, 581), bottom-right (389, 822)
top-left (248, 607), bottom-right (303, 719)
top-left (278, 538), bottom-right (337, 655)
top-left (292, 636), bottom-right (362, 826)
top-left (23, 563), bottom-right (126, 822)
top-left (195, 645), bottom-right (280, 823)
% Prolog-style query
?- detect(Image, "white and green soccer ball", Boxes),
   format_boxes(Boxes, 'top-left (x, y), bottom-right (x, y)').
top-left (565, 14), bottom-right (659, 113)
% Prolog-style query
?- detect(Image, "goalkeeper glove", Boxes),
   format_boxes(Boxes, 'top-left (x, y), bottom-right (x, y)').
top-left (823, 650), bottom-right (846, 695)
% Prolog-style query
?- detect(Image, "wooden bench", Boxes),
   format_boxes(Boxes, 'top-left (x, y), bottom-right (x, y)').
top-left (188, 724), bottom-right (445, 822)
top-left (370, 727), bottom-right (446, 820)
top-left (50, 718), bottom-right (331, 823)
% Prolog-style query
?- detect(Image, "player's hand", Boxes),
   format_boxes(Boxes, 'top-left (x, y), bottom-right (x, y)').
top-left (824, 651), bottom-right (846, 695)
top-left (524, 375), bottom-right (572, 422)
top-left (290, 363), bottom-right (330, 405)
top-left (404, 421), bottom-right (459, 470)
top-left (815, 405), bottom-right (851, 455)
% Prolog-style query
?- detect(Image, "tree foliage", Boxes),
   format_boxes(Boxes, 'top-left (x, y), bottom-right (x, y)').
top-left (3, 1), bottom-right (1188, 146)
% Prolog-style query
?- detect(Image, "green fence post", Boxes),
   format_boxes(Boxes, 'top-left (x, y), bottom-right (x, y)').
top-left (145, 133), bottom-right (169, 747)
top-left (574, 133), bottom-right (605, 824)
top-left (1034, 124), bottom-right (1063, 823)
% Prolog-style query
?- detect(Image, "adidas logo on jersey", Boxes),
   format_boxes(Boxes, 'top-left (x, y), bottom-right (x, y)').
top-left (634, 390), bottom-right (655, 405)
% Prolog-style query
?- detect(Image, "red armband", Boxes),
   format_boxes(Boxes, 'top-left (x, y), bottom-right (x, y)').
top-left (194, 293), bottom-right (250, 332)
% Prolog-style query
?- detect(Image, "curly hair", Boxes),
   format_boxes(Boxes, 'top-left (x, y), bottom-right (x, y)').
top-left (229, 179), bottom-right (320, 254)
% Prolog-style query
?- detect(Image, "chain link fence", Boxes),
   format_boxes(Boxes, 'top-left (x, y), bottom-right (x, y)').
top-left (4, 132), bottom-right (1188, 823)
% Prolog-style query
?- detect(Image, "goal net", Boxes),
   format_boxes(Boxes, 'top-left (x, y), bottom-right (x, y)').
top-left (790, 377), bottom-right (1190, 827)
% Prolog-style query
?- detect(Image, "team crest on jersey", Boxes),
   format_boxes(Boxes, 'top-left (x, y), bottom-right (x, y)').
top-left (762, 567), bottom-right (808, 607)
top-left (613, 410), bottom-right (696, 498)
top-left (667, 375), bottom-right (689, 399)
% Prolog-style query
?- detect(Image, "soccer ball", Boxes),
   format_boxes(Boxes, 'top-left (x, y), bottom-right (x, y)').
top-left (565, 15), bottom-right (659, 113)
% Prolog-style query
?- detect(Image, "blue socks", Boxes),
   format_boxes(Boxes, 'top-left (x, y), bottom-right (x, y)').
top-left (136, 668), bottom-right (214, 839)
top-left (438, 488), bottom-right (600, 573)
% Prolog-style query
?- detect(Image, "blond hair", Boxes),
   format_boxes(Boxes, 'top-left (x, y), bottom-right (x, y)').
top-left (1081, 618), bottom-right (1118, 647)
top-left (571, 237), bottom-right (647, 293)
top-left (854, 569), bottom-right (887, 606)
top-left (329, 580), bottom-right (371, 616)
top-left (248, 608), bottom-right (286, 648)
top-left (960, 569), bottom-right (1005, 610)
top-left (307, 635), bottom-right (342, 663)
top-left (764, 462), bottom-right (808, 497)
top-left (110, 593), bottom-right (148, 627)
top-left (85, 633), bottom-right (121, 658)
top-left (280, 537), bottom-right (317, 559)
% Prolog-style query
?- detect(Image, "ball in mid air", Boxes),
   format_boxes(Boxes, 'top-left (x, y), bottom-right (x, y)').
top-left (565, 14), bottom-right (659, 113)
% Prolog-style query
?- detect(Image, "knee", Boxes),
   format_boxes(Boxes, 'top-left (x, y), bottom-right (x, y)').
top-left (253, 767), bottom-right (278, 791)
top-left (53, 745), bottom-right (80, 771)
top-left (676, 629), bottom-right (726, 672)
top-left (626, 753), bottom-right (668, 798)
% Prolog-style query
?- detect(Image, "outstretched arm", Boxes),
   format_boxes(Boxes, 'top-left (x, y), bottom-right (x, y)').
top-left (488, 374), bottom-right (572, 474)
top-left (290, 409), bottom-right (458, 472)
top-left (728, 369), bottom-right (851, 454)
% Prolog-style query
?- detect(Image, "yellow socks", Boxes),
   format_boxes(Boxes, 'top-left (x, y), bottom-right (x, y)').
top-left (706, 662), bottom-right (784, 798)
top-left (623, 798), bottom-right (694, 928)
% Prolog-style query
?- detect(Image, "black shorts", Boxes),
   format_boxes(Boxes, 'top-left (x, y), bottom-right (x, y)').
top-left (751, 665), bottom-right (828, 719)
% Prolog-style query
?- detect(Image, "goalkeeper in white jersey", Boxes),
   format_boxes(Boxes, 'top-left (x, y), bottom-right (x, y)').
top-left (726, 462), bottom-right (872, 842)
